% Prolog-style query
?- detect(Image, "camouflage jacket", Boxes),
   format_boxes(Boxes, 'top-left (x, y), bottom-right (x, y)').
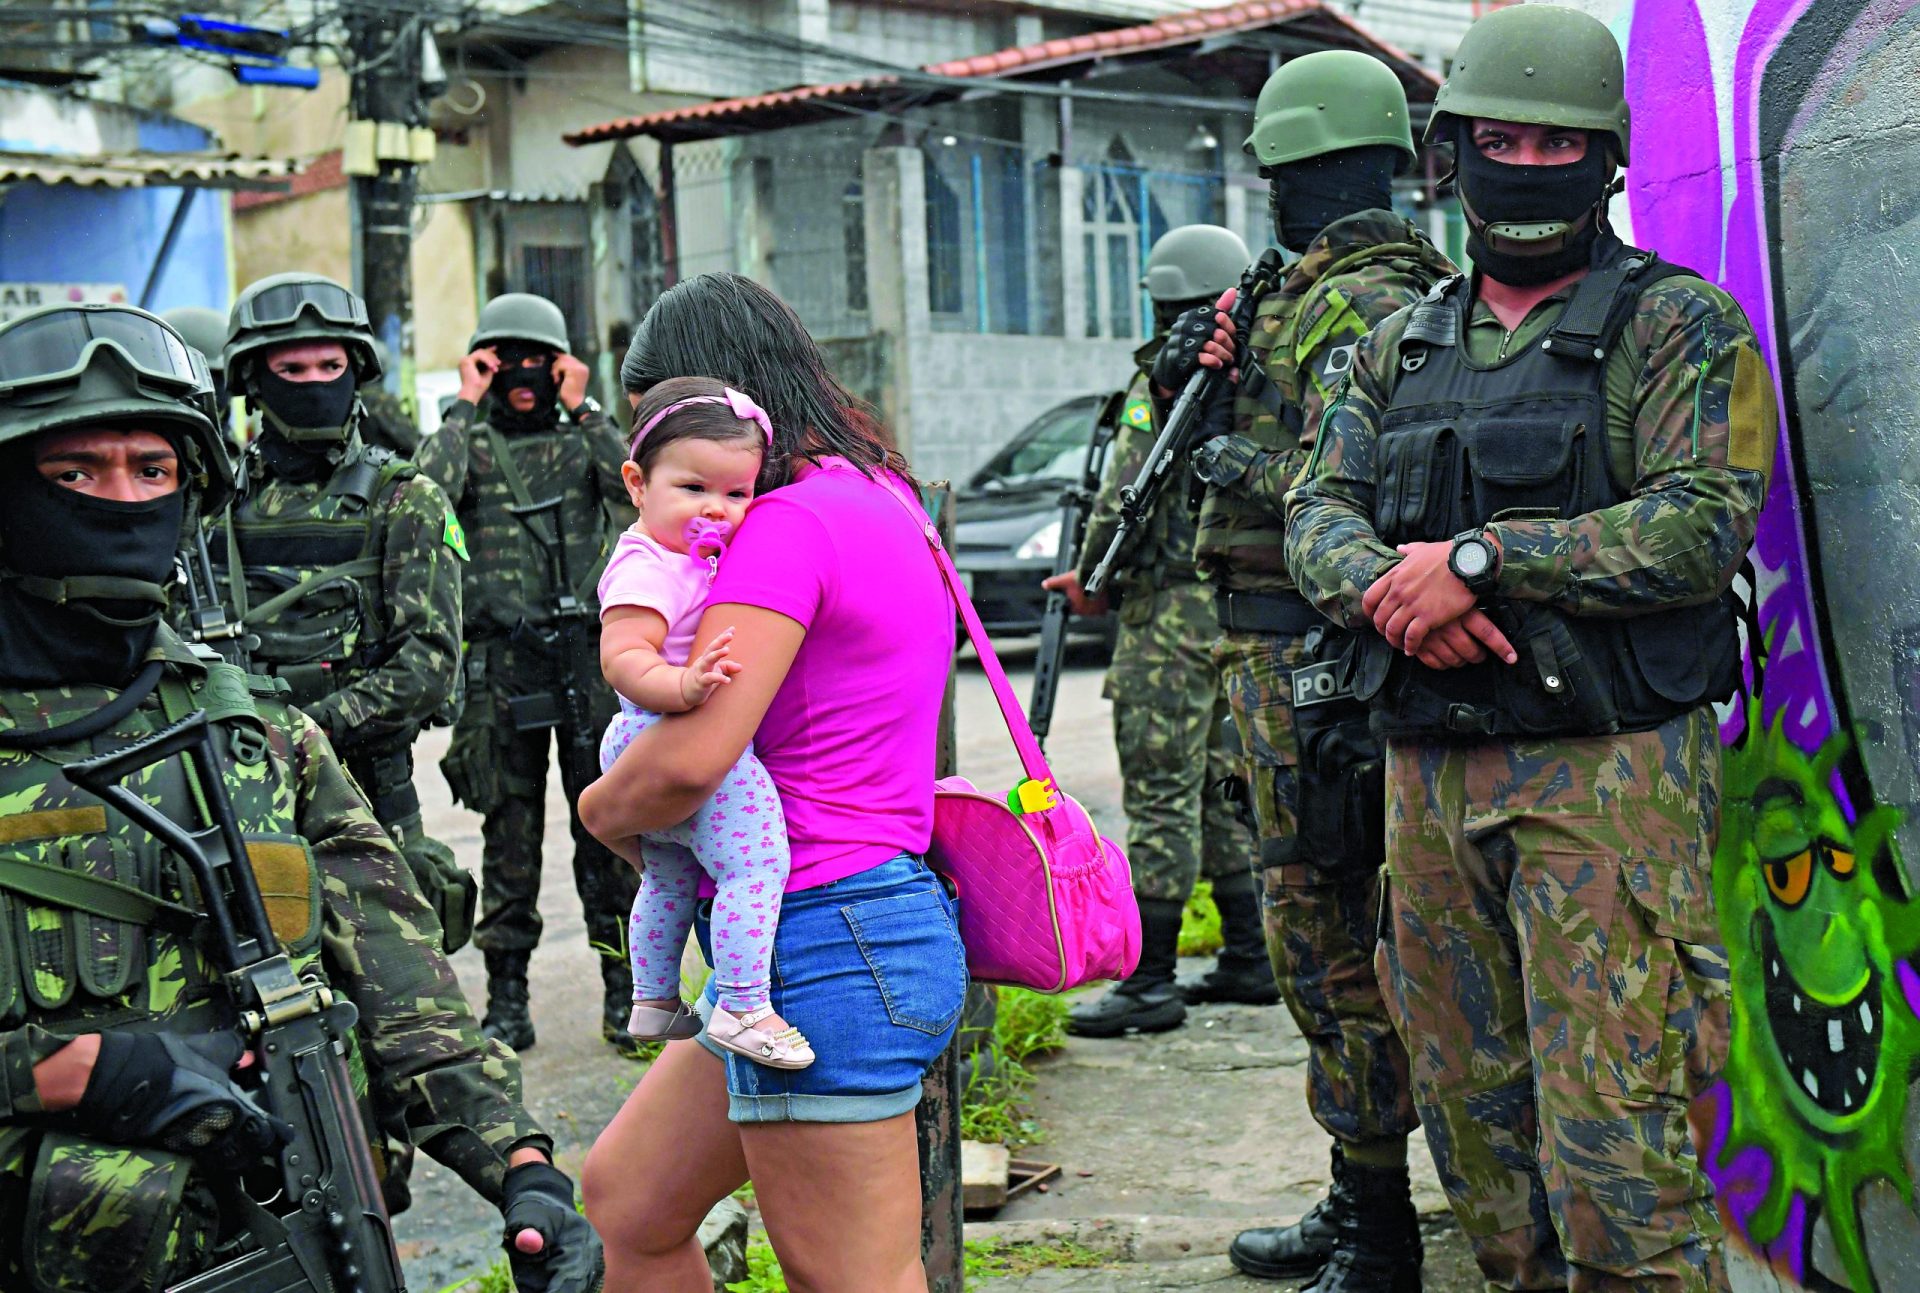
top-left (1194, 210), bottom-right (1457, 595)
top-left (358, 387), bottom-right (424, 459)
top-left (1076, 337), bottom-right (1202, 592)
top-left (0, 627), bottom-right (542, 1285)
top-left (214, 432), bottom-right (466, 755)
top-left (416, 400), bottom-right (628, 644)
top-left (1285, 262), bottom-right (1778, 628)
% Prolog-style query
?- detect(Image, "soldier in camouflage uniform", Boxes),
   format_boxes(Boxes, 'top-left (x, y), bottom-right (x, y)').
top-left (359, 340), bottom-right (425, 459)
top-left (207, 274), bottom-right (478, 964)
top-left (1046, 224), bottom-right (1276, 1039)
top-left (0, 302), bottom-right (600, 1291)
top-left (1285, 9), bottom-right (1776, 1288)
top-left (415, 294), bottom-right (639, 1057)
top-left (1154, 51), bottom-right (1457, 1290)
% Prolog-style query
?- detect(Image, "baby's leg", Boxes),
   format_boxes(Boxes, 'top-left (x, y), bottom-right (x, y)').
top-left (629, 839), bottom-right (700, 1005)
top-left (685, 749), bottom-right (791, 1015)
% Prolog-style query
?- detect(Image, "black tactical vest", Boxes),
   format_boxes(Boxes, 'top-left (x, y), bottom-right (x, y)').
top-left (1358, 248), bottom-right (1743, 740)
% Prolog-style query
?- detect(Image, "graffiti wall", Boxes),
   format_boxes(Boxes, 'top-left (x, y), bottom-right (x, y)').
top-left (1571, 0), bottom-right (1920, 1286)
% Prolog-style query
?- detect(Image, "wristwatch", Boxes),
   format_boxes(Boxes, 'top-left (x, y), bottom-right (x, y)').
top-left (567, 395), bottom-right (602, 423)
top-left (1447, 530), bottom-right (1500, 595)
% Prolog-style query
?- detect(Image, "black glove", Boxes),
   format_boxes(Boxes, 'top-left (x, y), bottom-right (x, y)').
top-left (502, 1160), bottom-right (606, 1293)
top-left (1150, 303), bottom-right (1235, 395)
top-left (71, 1030), bottom-right (290, 1172)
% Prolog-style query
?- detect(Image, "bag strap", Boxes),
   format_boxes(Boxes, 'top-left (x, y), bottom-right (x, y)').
top-left (880, 480), bottom-right (1053, 786)
top-left (0, 854), bottom-right (198, 929)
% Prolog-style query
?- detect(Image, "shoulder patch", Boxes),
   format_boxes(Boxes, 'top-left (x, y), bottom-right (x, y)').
top-left (443, 509), bottom-right (470, 560)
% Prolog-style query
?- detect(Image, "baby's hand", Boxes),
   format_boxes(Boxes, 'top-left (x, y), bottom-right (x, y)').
top-left (680, 628), bottom-right (742, 707)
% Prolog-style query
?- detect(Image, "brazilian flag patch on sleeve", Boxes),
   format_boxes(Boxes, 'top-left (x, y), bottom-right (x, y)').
top-left (443, 510), bottom-right (470, 560)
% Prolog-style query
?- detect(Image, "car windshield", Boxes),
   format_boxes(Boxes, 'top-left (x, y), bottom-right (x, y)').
top-left (968, 397), bottom-right (1102, 491)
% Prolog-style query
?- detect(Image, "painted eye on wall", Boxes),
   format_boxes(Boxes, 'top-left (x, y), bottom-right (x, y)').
top-left (1828, 847), bottom-right (1857, 878)
top-left (1765, 850), bottom-right (1814, 907)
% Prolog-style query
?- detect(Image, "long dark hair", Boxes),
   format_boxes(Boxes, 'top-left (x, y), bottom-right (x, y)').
top-left (620, 273), bottom-right (911, 491)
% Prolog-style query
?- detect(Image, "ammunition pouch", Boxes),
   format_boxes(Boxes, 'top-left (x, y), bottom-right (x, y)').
top-left (506, 691), bottom-right (563, 733)
top-left (1287, 627), bottom-right (1385, 877)
top-left (394, 826), bottom-right (476, 957)
top-left (22, 1132), bottom-right (215, 1293)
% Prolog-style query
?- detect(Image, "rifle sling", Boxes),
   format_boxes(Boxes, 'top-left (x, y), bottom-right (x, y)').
top-left (0, 854), bottom-right (198, 929)
top-left (238, 557), bottom-right (385, 628)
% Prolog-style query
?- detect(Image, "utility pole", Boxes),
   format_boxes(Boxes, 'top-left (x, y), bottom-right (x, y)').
top-left (344, 3), bottom-right (435, 417)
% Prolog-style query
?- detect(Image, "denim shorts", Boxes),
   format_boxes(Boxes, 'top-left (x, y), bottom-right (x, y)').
top-left (692, 852), bottom-right (969, 1123)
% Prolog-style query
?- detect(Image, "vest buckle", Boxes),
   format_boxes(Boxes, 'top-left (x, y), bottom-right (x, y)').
top-left (1444, 704), bottom-right (1496, 735)
top-left (1401, 349), bottom-right (1428, 373)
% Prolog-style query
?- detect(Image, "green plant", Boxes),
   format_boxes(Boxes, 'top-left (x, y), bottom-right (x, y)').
top-left (964, 1237), bottom-right (1107, 1279)
top-left (725, 1237), bottom-right (787, 1292)
top-left (1178, 879), bottom-right (1223, 956)
top-left (433, 1257), bottom-right (513, 1293)
top-left (960, 988), bottom-right (1071, 1147)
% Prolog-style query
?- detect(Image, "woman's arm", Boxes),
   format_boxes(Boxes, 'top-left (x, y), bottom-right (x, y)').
top-left (581, 602), bottom-right (804, 842)
top-left (600, 606), bottom-right (740, 714)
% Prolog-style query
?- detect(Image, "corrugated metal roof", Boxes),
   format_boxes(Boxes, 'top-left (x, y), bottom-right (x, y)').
top-left (564, 0), bottom-right (1438, 147)
top-left (0, 150), bottom-right (302, 190)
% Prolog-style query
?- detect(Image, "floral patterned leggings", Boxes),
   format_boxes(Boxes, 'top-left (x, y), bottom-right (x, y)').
top-left (600, 703), bottom-right (791, 1013)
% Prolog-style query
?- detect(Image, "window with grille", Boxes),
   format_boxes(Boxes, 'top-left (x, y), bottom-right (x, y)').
top-left (519, 245), bottom-right (588, 353)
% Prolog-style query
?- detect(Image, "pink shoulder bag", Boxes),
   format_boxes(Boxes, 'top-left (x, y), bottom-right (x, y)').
top-left (888, 485), bottom-right (1141, 993)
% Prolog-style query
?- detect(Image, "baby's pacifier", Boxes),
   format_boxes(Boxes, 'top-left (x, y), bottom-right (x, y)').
top-left (684, 517), bottom-right (733, 566)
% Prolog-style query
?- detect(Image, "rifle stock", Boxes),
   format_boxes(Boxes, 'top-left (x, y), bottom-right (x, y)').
top-left (508, 496), bottom-right (604, 776)
top-left (1084, 248), bottom-right (1286, 597)
top-left (1029, 390), bottom-right (1123, 747)
top-left (64, 712), bottom-right (407, 1293)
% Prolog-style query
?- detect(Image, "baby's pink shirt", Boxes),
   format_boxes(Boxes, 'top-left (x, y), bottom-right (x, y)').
top-left (596, 527), bottom-right (710, 667)
top-left (709, 457), bottom-right (953, 891)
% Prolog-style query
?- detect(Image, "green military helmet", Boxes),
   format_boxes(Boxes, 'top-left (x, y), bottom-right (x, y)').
top-left (469, 293), bottom-right (570, 354)
top-left (160, 306), bottom-right (228, 382)
top-left (1426, 4), bottom-right (1631, 164)
top-left (0, 303), bottom-right (231, 515)
top-left (1141, 225), bottom-right (1250, 304)
top-left (1244, 50), bottom-right (1416, 173)
top-left (224, 271), bottom-right (381, 389)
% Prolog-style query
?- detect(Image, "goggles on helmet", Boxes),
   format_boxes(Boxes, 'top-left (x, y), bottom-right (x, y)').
top-left (0, 306), bottom-right (210, 397)
top-left (233, 280), bottom-right (369, 332)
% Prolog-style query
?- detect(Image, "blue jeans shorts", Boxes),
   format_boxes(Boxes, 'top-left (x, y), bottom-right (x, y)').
top-left (693, 852), bottom-right (969, 1123)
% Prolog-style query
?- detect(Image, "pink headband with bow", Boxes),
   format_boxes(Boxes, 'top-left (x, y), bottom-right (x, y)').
top-left (630, 386), bottom-right (773, 460)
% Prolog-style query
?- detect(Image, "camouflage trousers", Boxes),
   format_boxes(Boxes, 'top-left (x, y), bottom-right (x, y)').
top-left (1106, 580), bottom-right (1256, 902)
top-left (454, 639), bottom-right (639, 968)
top-left (1214, 628), bottom-right (1417, 1147)
top-left (1379, 708), bottom-right (1731, 1291)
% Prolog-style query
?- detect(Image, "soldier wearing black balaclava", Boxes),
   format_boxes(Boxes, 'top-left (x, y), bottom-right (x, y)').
top-left (414, 293), bottom-right (638, 1058)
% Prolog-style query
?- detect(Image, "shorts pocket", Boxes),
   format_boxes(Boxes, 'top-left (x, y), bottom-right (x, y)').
top-left (843, 888), bottom-right (968, 1035)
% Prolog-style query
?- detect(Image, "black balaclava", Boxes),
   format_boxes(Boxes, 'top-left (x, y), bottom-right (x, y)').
top-left (1267, 145), bottom-right (1400, 254)
top-left (0, 455), bottom-right (187, 687)
top-left (253, 368), bottom-right (359, 482)
top-left (1453, 124), bottom-right (1614, 286)
top-left (489, 343), bottom-right (560, 434)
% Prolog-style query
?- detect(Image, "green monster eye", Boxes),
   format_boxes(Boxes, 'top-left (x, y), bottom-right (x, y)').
top-left (1765, 849), bottom-right (1813, 907)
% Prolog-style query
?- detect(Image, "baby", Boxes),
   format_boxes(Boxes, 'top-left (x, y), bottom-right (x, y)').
top-left (596, 376), bottom-right (811, 1070)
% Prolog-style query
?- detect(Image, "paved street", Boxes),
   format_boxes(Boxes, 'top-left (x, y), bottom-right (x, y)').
top-left (398, 640), bottom-right (1477, 1291)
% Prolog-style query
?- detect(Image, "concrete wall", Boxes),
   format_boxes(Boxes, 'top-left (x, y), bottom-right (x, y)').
top-left (903, 332), bottom-right (1138, 484)
top-left (411, 203), bottom-right (479, 371)
top-left (232, 187), bottom-right (354, 297)
top-left (1561, 3), bottom-right (1920, 1290)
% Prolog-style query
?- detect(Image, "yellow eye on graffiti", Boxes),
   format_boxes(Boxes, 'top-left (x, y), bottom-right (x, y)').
top-left (1828, 848), bottom-right (1856, 877)
top-left (1765, 850), bottom-right (1814, 907)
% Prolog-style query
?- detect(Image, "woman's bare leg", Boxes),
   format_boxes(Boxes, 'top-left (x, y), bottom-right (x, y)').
top-left (742, 1111), bottom-right (926, 1293)
top-left (583, 1041), bottom-right (748, 1293)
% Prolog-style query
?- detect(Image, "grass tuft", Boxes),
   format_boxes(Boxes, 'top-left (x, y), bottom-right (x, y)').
top-left (960, 987), bottom-right (1070, 1147)
top-left (1178, 879), bottom-right (1223, 957)
top-left (965, 1237), bottom-right (1108, 1279)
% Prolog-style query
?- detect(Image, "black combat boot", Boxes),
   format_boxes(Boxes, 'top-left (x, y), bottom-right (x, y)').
top-left (480, 949), bottom-right (536, 1052)
top-left (1178, 871), bottom-right (1281, 1006)
top-left (600, 953), bottom-right (644, 1060)
top-left (1301, 1154), bottom-right (1423, 1293)
top-left (1229, 1145), bottom-right (1351, 1280)
top-left (1067, 898), bottom-right (1187, 1037)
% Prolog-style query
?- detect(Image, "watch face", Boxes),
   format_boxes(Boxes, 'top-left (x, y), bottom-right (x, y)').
top-left (1454, 539), bottom-right (1490, 578)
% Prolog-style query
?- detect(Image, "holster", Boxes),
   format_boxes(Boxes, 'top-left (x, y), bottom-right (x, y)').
top-left (1286, 627), bottom-right (1386, 877)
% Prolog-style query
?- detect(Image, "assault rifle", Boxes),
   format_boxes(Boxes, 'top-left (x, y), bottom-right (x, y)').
top-left (65, 711), bottom-right (405, 1293)
top-left (1028, 389), bottom-right (1123, 749)
top-left (1085, 248), bottom-right (1286, 596)
top-left (508, 496), bottom-right (603, 776)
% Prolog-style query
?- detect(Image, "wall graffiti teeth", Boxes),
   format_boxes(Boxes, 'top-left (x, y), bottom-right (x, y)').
top-left (1612, 0), bottom-right (1920, 1286)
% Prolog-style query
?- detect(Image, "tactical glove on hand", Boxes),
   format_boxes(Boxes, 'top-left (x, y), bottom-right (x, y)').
top-left (1151, 304), bottom-right (1234, 395)
top-left (72, 1030), bottom-right (289, 1172)
top-left (502, 1160), bottom-right (606, 1293)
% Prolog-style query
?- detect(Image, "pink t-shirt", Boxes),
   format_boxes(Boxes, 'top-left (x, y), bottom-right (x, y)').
top-left (709, 457), bottom-right (953, 890)
top-left (596, 527), bottom-right (711, 667)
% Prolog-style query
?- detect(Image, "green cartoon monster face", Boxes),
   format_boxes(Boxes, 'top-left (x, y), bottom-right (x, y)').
top-left (1715, 704), bottom-right (1920, 1287)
